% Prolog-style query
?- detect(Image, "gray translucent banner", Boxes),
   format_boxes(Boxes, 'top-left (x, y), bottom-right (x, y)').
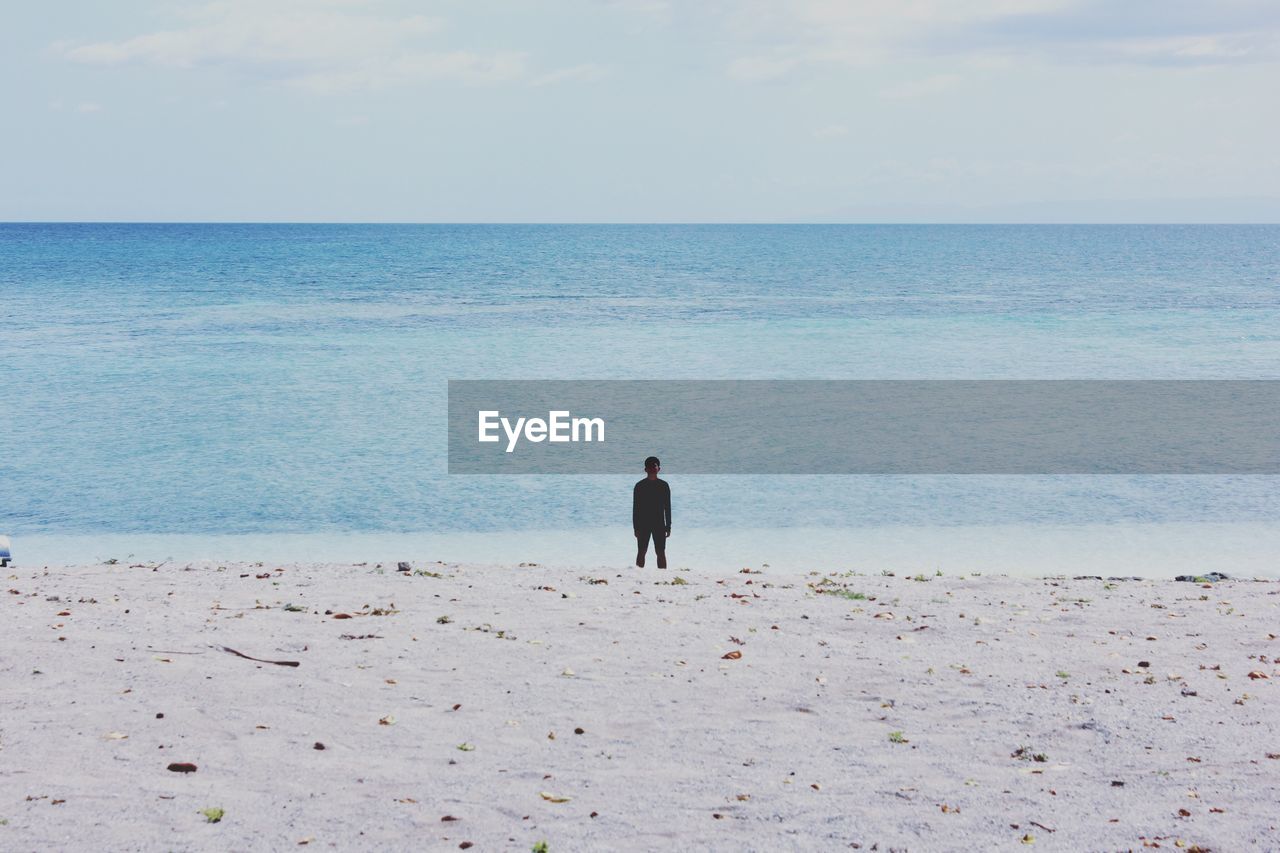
top-left (447, 380), bottom-right (1280, 474)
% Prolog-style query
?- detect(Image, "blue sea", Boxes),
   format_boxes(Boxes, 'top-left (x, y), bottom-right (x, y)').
top-left (3, 224), bottom-right (1278, 573)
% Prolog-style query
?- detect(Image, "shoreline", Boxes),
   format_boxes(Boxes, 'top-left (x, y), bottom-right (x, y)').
top-left (2, 560), bottom-right (1277, 850)
top-left (8, 522), bottom-right (1280, 579)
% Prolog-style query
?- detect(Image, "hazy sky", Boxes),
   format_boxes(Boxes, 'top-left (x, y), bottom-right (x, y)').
top-left (4, 0), bottom-right (1279, 221)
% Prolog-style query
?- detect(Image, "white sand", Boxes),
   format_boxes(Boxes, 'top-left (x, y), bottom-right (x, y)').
top-left (1, 560), bottom-right (1277, 851)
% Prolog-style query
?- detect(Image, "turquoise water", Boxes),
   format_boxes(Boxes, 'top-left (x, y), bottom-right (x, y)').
top-left (2, 224), bottom-right (1278, 565)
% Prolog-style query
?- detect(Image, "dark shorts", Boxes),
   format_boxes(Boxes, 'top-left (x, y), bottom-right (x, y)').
top-left (636, 527), bottom-right (667, 554)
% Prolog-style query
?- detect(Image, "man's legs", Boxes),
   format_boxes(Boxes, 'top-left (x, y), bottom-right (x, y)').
top-left (651, 528), bottom-right (667, 569)
top-left (636, 529), bottom-right (651, 567)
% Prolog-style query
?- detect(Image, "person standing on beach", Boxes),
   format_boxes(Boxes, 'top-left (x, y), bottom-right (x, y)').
top-left (633, 456), bottom-right (672, 568)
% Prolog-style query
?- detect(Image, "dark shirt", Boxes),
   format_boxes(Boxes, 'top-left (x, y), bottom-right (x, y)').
top-left (633, 477), bottom-right (671, 532)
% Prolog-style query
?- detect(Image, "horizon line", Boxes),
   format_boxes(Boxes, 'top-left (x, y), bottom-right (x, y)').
top-left (4, 220), bottom-right (1280, 226)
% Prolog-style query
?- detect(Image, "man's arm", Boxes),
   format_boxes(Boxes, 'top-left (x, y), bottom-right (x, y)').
top-left (633, 482), bottom-right (641, 533)
top-left (664, 481), bottom-right (672, 532)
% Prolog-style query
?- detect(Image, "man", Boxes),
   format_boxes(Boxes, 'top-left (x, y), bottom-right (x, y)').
top-left (633, 456), bottom-right (671, 568)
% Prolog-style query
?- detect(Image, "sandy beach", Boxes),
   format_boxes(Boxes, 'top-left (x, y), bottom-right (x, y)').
top-left (1, 559), bottom-right (1277, 851)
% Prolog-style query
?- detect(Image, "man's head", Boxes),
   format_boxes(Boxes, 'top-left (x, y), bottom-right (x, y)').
top-left (644, 456), bottom-right (660, 476)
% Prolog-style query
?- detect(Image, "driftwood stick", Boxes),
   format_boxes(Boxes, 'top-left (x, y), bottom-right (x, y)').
top-left (216, 645), bottom-right (300, 667)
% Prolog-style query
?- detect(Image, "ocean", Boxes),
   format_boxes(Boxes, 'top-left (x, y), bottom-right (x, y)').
top-left (3, 224), bottom-right (1278, 572)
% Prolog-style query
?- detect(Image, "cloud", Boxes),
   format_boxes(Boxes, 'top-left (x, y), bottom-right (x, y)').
top-left (290, 51), bottom-right (528, 94)
top-left (879, 73), bottom-right (960, 99)
top-left (56, 0), bottom-right (530, 92)
top-left (722, 0), bottom-right (1058, 79)
top-left (950, 0), bottom-right (1280, 66)
top-left (721, 0), bottom-right (1280, 81)
top-left (528, 63), bottom-right (608, 88)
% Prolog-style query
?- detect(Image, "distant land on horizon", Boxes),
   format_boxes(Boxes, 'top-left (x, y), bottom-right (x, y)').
top-left (806, 196), bottom-right (1280, 225)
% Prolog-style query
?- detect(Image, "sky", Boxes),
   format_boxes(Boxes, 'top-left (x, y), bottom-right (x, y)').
top-left (3, 0), bottom-right (1279, 222)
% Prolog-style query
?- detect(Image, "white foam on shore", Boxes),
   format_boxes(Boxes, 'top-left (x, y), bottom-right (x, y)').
top-left (12, 522), bottom-right (1278, 578)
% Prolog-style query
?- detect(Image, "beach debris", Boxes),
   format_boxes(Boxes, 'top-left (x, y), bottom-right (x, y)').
top-left (457, 743), bottom-right (475, 751)
top-left (437, 615), bottom-right (453, 624)
top-left (539, 791), bottom-right (571, 803)
top-left (283, 603), bottom-right (306, 612)
top-left (1020, 833), bottom-right (1035, 844)
top-left (1011, 747), bottom-right (1047, 762)
top-left (200, 807), bottom-right (224, 823)
top-left (561, 668), bottom-right (575, 677)
top-left (332, 613), bottom-right (353, 619)
top-left (167, 762), bottom-right (198, 773)
top-left (378, 715), bottom-right (396, 726)
top-left (217, 646), bottom-right (300, 667)
top-left (441, 815), bottom-right (458, 822)
top-left (297, 836), bottom-right (315, 845)
top-left (339, 634), bottom-right (382, 640)
top-left (722, 651), bottom-right (742, 660)
top-left (397, 562), bottom-right (411, 572)
top-left (574, 727), bottom-right (585, 735)
top-left (1176, 573), bottom-right (1229, 583)
top-left (313, 742), bottom-right (326, 750)
top-left (888, 731), bottom-right (908, 744)
top-left (105, 731), bottom-right (128, 740)
top-left (460, 843), bottom-right (473, 850)
top-left (1247, 670), bottom-right (1269, 679)
top-left (533, 842), bottom-right (549, 853)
